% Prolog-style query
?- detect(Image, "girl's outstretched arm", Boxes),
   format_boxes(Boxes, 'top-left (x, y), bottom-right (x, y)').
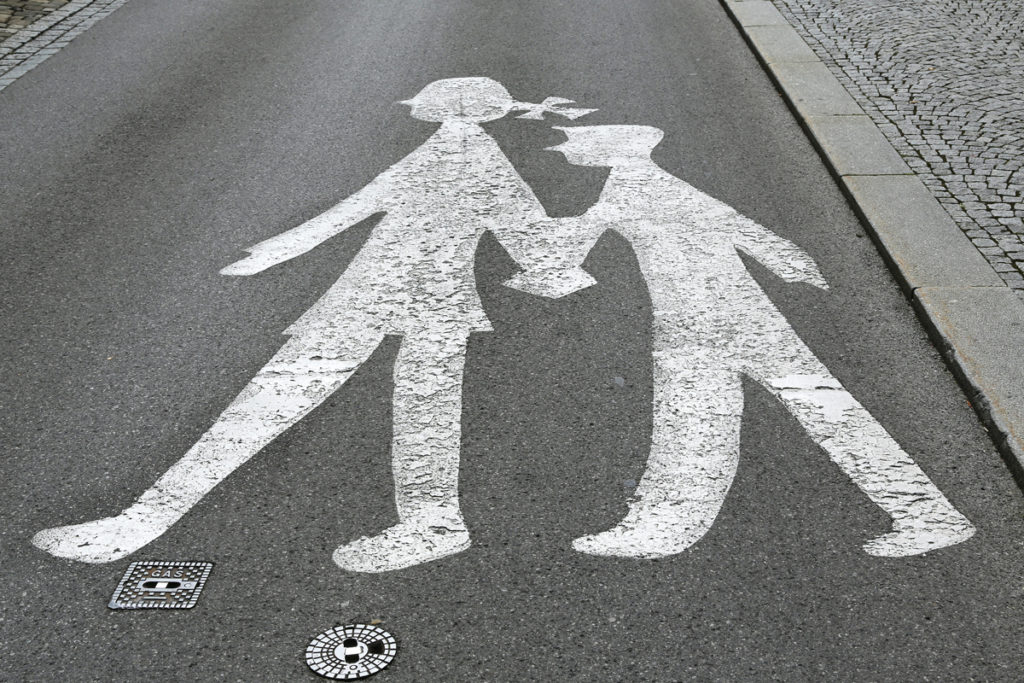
top-left (221, 172), bottom-right (390, 276)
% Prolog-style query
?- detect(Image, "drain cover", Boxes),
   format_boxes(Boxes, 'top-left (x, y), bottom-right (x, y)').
top-left (108, 561), bottom-right (213, 609)
top-left (306, 624), bottom-right (397, 679)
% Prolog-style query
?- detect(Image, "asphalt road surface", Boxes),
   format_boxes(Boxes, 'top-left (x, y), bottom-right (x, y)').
top-left (3, 0), bottom-right (1024, 680)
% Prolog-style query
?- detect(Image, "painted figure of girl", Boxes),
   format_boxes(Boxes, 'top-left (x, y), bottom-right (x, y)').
top-left (33, 78), bottom-right (593, 572)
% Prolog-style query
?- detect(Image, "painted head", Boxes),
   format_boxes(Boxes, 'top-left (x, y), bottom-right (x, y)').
top-left (547, 125), bottom-right (665, 167)
top-left (400, 77), bottom-right (516, 123)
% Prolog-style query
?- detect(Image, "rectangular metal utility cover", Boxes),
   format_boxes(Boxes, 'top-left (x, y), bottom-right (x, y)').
top-left (108, 561), bottom-right (214, 609)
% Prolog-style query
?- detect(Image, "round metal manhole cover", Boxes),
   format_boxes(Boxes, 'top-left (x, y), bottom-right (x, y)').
top-left (306, 624), bottom-right (397, 679)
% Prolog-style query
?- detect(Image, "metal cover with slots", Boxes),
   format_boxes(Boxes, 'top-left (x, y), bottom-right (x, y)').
top-left (306, 624), bottom-right (397, 679)
top-left (108, 561), bottom-right (213, 609)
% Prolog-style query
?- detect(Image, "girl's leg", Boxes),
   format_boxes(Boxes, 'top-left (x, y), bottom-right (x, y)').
top-left (33, 331), bottom-right (384, 563)
top-left (334, 332), bottom-right (471, 572)
top-left (574, 351), bottom-right (743, 559)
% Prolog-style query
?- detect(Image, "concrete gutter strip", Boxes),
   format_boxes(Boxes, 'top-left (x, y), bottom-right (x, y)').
top-left (721, 0), bottom-right (1024, 478)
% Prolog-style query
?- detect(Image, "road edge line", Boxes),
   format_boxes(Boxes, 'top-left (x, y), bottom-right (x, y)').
top-left (720, 0), bottom-right (1024, 484)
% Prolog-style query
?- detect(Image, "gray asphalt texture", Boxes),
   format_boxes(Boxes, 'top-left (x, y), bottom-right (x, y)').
top-left (2, 1), bottom-right (1023, 680)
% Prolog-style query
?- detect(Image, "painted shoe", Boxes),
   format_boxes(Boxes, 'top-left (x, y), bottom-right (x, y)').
top-left (32, 513), bottom-right (166, 564)
top-left (572, 503), bottom-right (713, 559)
top-left (862, 514), bottom-right (976, 557)
top-left (333, 518), bottom-right (470, 573)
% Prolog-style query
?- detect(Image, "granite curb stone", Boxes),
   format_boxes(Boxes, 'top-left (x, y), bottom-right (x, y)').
top-left (745, 25), bottom-right (818, 64)
top-left (721, 0), bottom-right (1024, 478)
top-left (915, 286), bottom-right (1024, 482)
top-left (770, 61), bottom-right (862, 117)
top-left (804, 115), bottom-right (912, 176)
top-left (842, 174), bottom-right (1002, 290)
top-left (728, 0), bottom-right (788, 27)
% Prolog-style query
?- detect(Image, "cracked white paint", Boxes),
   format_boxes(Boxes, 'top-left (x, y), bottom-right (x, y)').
top-left (32, 88), bottom-right (974, 572)
top-left (31, 77), bottom-right (595, 572)
top-left (515, 124), bottom-right (974, 559)
top-left (769, 375), bottom-right (859, 422)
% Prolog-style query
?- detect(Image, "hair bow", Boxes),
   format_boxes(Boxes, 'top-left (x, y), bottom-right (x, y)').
top-left (512, 97), bottom-right (597, 120)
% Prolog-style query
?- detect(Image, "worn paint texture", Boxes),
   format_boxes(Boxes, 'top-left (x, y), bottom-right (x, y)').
top-left (32, 88), bottom-right (973, 572)
top-left (520, 124), bottom-right (974, 559)
top-left (31, 78), bottom-right (594, 571)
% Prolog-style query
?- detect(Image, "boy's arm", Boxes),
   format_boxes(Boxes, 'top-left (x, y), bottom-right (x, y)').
top-left (729, 212), bottom-right (828, 290)
top-left (221, 177), bottom-right (387, 276)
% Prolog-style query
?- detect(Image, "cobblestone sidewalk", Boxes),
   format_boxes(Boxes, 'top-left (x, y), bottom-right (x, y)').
top-left (1, 1), bottom-right (70, 42)
top-left (770, 0), bottom-right (1024, 294)
top-left (0, 0), bottom-right (128, 91)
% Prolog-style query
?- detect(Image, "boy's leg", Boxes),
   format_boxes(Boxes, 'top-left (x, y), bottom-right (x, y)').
top-left (334, 332), bottom-right (471, 572)
top-left (33, 331), bottom-right (384, 563)
top-left (573, 351), bottom-right (743, 559)
top-left (757, 345), bottom-right (974, 557)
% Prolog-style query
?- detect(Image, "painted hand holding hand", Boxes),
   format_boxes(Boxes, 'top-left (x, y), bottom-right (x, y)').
top-left (32, 77), bottom-right (973, 572)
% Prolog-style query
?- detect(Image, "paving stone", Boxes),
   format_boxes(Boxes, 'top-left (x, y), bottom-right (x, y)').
top-left (0, 0), bottom-right (69, 40)
top-left (0, 0), bottom-right (129, 91)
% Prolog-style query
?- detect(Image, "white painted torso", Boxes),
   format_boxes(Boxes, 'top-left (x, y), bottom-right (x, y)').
top-left (287, 121), bottom-right (545, 337)
top-left (592, 165), bottom-right (808, 367)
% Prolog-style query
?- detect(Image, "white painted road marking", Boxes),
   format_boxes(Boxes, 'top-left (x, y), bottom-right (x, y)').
top-left (516, 124), bottom-right (974, 558)
top-left (32, 85), bottom-right (974, 572)
top-left (31, 77), bottom-right (595, 571)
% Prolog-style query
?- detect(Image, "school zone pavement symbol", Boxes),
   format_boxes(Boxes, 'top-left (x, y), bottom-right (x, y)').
top-left (5, 2), bottom-right (1024, 679)
top-left (34, 78), bottom-right (975, 569)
